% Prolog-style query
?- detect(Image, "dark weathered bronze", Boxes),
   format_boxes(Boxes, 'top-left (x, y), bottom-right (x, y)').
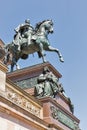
top-left (34, 66), bottom-right (65, 98)
top-left (1, 19), bottom-right (64, 71)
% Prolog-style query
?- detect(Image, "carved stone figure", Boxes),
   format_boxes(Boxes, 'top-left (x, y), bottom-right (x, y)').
top-left (1, 19), bottom-right (64, 71)
top-left (34, 67), bottom-right (61, 98)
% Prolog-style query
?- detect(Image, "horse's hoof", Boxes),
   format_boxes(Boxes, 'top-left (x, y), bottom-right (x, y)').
top-left (43, 59), bottom-right (47, 63)
top-left (60, 57), bottom-right (64, 62)
top-left (43, 60), bottom-right (47, 63)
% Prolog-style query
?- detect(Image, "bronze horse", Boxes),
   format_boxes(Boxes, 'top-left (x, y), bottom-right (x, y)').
top-left (3, 20), bottom-right (64, 71)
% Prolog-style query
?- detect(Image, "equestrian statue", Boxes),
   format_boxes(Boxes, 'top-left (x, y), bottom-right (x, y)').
top-left (0, 19), bottom-right (64, 71)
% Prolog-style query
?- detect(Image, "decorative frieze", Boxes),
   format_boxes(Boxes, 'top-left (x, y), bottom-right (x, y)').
top-left (6, 86), bottom-right (41, 118)
top-left (15, 77), bottom-right (38, 89)
top-left (50, 106), bottom-right (80, 130)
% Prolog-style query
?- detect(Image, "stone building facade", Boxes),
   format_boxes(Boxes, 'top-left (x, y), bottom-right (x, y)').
top-left (0, 38), bottom-right (81, 130)
top-left (0, 60), bottom-right (81, 130)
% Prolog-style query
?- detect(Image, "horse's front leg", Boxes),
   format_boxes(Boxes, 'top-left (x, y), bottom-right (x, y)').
top-left (47, 46), bottom-right (64, 62)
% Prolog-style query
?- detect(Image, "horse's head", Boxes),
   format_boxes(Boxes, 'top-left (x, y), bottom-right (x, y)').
top-left (43, 20), bottom-right (53, 33)
top-left (35, 20), bottom-right (54, 34)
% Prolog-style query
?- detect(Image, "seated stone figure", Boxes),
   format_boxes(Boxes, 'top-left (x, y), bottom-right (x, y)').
top-left (34, 66), bottom-right (60, 98)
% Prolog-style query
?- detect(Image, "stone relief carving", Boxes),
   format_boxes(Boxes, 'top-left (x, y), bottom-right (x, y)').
top-left (6, 87), bottom-right (40, 117)
top-left (50, 106), bottom-right (80, 130)
top-left (15, 77), bottom-right (38, 89)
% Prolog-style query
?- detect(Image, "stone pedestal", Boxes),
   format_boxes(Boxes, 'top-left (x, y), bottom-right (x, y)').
top-left (7, 62), bottom-right (81, 130)
top-left (40, 96), bottom-right (80, 130)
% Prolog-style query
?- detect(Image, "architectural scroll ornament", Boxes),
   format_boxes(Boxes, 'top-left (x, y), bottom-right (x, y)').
top-left (6, 87), bottom-right (40, 117)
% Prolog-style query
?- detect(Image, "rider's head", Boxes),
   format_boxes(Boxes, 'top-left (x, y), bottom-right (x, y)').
top-left (25, 19), bottom-right (30, 24)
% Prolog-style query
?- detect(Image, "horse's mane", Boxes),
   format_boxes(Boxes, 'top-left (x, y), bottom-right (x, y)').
top-left (35, 19), bottom-right (51, 31)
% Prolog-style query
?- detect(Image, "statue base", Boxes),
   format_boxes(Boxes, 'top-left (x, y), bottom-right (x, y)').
top-left (7, 62), bottom-right (81, 130)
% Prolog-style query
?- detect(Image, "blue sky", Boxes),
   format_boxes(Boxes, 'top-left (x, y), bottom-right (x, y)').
top-left (0, 0), bottom-right (87, 129)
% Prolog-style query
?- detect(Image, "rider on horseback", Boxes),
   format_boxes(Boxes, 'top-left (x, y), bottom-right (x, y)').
top-left (13, 19), bottom-right (34, 51)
